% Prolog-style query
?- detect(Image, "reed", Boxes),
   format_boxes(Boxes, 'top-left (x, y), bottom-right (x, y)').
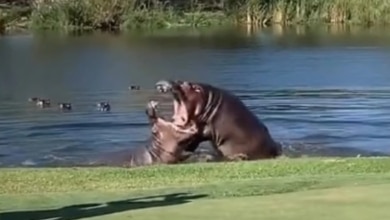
top-left (0, 3), bottom-right (31, 33)
top-left (1, 0), bottom-right (390, 32)
top-left (238, 0), bottom-right (390, 26)
top-left (29, 0), bottom-right (230, 31)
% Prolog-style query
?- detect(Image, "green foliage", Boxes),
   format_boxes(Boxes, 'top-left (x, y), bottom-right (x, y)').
top-left (28, 0), bottom-right (229, 31)
top-left (2, 0), bottom-right (390, 32)
top-left (238, 0), bottom-right (390, 25)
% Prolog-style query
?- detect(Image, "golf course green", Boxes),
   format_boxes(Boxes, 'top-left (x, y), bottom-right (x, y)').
top-left (1, 157), bottom-right (390, 220)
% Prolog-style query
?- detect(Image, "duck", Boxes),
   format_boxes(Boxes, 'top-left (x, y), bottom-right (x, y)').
top-left (36, 99), bottom-right (51, 108)
top-left (58, 103), bottom-right (72, 111)
top-left (129, 85), bottom-right (140, 90)
top-left (28, 97), bottom-right (40, 103)
top-left (97, 102), bottom-right (111, 112)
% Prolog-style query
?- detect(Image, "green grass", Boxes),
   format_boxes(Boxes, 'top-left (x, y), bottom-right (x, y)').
top-left (2, 157), bottom-right (390, 194)
top-left (2, 0), bottom-right (390, 33)
top-left (114, 184), bottom-right (390, 220)
top-left (1, 157), bottom-right (390, 219)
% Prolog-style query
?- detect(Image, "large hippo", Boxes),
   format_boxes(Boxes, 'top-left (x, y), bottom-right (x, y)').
top-left (93, 100), bottom-right (199, 167)
top-left (155, 80), bottom-right (282, 161)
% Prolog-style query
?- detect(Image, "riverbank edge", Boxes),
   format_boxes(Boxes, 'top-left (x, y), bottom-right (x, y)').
top-left (1, 157), bottom-right (390, 195)
top-left (2, 0), bottom-right (390, 34)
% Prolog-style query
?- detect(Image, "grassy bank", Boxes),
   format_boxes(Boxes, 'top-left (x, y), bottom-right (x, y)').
top-left (2, 0), bottom-right (390, 33)
top-left (0, 158), bottom-right (390, 220)
top-left (2, 157), bottom-right (390, 194)
top-left (1, 157), bottom-right (390, 219)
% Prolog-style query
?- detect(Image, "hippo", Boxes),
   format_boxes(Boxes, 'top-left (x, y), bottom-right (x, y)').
top-left (94, 100), bottom-right (199, 167)
top-left (155, 80), bottom-right (282, 161)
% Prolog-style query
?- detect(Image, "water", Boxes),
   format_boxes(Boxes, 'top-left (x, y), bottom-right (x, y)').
top-left (1, 25), bottom-right (390, 167)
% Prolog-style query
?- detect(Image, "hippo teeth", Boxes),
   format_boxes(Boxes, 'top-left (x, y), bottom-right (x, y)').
top-left (149, 100), bottom-right (159, 109)
top-left (156, 85), bottom-right (169, 93)
top-left (155, 80), bottom-right (173, 93)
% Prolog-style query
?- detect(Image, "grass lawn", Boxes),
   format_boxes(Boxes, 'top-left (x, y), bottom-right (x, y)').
top-left (1, 157), bottom-right (390, 219)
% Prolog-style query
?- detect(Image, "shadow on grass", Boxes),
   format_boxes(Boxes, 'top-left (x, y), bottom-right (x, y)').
top-left (0, 192), bottom-right (207, 220)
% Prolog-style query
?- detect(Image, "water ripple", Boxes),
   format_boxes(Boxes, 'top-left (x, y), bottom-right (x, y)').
top-left (26, 131), bottom-right (63, 138)
top-left (28, 122), bottom-right (147, 130)
top-left (1, 87), bottom-right (389, 167)
top-left (1, 31), bottom-right (390, 167)
top-left (235, 88), bottom-right (390, 99)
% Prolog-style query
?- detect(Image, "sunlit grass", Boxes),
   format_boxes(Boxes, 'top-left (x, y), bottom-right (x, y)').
top-left (1, 157), bottom-right (390, 220)
top-left (1, 157), bottom-right (390, 194)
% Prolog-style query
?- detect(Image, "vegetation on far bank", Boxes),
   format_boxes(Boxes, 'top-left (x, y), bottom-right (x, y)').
top-left (1, 0), bottom-right (390, 33)
top-left (1, 157), bottom-right (390, 219)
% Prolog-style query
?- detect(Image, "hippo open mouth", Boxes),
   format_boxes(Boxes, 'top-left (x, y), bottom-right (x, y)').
top-left (155, 80), bottom-right (189, 126)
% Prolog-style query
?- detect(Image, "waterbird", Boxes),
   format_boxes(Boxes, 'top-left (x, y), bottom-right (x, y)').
top-left (58, 103), bottom-right (72, 111)
top-left (36, 99), bottom-right (51, 108)
top-left (28, 97), bottom-right (40, 103)
top-left (97, 102), bottom-right (111, 112)
top-left (129, 85), bottom-right (140, 90)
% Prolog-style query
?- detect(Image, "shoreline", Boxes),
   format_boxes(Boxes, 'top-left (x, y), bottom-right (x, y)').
top-left (2, 0), bottom-right (390, 34)
top-left (0, 144), bottom-right (389, 169)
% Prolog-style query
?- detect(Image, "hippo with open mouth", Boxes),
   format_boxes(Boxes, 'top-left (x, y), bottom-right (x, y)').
top-left (155, 79), bottom-right (282, 161)
top-left (93, 100), bottom-right (200, 167)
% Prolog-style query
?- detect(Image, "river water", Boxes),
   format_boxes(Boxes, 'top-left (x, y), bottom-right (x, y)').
top-left (1, 25), bottom-right (390, 167)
